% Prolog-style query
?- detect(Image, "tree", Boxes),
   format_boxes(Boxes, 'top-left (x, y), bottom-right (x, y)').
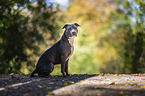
top-left (110, 0), bottom-right (145, 73)
top-left (0, 0), bottom-right (62, 74)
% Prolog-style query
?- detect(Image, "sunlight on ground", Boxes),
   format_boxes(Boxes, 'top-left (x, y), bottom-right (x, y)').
top-left (52, 74), bottom-right (145, 95)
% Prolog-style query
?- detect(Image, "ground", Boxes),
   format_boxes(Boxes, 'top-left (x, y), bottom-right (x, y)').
top-left (0, 74), bottom-right (145, 96)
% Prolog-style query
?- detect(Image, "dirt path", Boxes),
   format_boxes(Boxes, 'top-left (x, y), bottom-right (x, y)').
top-left (0, 74), bottom-right (145, 96)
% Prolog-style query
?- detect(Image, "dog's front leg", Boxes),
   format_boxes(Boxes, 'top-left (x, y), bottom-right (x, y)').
top-left (65, 60), bottom-right (70, 76)
top-left (61, 56), bottom-right (66, 77)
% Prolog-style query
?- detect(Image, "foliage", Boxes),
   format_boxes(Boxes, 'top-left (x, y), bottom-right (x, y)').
top-left (110, 0), bottom-right (145, 73)
top-left (0, 0), bottom-right (62, 74)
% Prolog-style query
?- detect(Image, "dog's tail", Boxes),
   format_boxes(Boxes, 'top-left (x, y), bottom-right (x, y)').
top-left (30, 69), bottom-right (37, 77)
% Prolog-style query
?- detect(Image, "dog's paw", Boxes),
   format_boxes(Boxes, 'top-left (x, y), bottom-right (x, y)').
top-left (30, 74), bottom-right (34, 77)
top-left (66, 74), bottom-right (70, 76)
top-left (49, 75), bottom-right (54, 78)
top-left (63, 75), bottom-right (67, 77)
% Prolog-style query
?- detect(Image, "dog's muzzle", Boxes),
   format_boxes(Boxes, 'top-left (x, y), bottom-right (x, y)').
top-left (72, 31), bottom-right (77, 36)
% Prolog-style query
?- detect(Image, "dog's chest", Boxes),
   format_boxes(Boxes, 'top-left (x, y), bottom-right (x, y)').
top-left (68, 36), bottom-right (75, 46)
top-left (66, 37), bottom-right (75, 61)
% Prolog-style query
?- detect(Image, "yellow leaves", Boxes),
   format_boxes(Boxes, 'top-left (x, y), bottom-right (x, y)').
top-left (80, 83), bottom-right (86, 85)
top-left (125, 84), bottom-right (129, 86)
top-left (30, 79), bottom-right (35, 81)
top-left (99, 73), bottom-right (104, 76)
top-left (58, 82), bottom-right (61, 85)
top-left (47, 87), bottom-right (51, 90)
top-left (61, 90), bottom-right (65, 93)
top-left (69, 81), bottom-right (74, 84)
top-left (141, 85), bottom-right (145, 88)
top-left (130, 79), bottom-right (135, 81)
top-left (120, 91), bottom-right (124, 94)
top-left (66, 91), bottom-right (73, 94)
top-left (60, 91), bottom-right (74, 94)
top-left (64, 83), bottom-right (68, 86)
top-left (118, 74), bottom-right (123, 76)
top-left (84, 79), bottom-right (89, 81)
top-left (124, 83), bottom-right (138, 87)
top-left (47, 92), bottom-right (55, 95)
top-left (63, 81), bottom-right (74, 86)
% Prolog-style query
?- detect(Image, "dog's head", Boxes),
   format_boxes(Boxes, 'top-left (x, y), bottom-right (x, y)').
top-left (62, 23), bottom-right (80, 38)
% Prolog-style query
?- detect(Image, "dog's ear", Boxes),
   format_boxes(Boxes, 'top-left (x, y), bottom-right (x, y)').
top-left (74, 23), bottom-right (80, 27)
top-left (62, 24), bottom-right (68, 29)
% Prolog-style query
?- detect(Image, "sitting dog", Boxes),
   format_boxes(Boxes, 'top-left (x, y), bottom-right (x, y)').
top-left (30, 23), bottom-right (80, 77)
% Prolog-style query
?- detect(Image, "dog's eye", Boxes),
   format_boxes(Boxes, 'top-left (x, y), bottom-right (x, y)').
top-left (74, 27), bottom-right (77, 30)
top-left (68, 28), bottom-right (72, 30)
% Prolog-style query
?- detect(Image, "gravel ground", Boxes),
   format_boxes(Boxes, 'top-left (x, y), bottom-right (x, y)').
top-left (0, 74), bottom-right (145, 96)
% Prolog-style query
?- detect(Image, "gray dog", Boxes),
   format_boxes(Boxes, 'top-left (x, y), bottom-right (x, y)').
top-left (30, 23), bottom-right (80, 77)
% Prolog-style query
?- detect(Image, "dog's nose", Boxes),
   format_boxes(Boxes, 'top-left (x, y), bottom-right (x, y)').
top-left (72, 32), bottom-right (77, 36)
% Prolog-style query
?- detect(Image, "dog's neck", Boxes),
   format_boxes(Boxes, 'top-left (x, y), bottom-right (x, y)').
top-left (61, 31), bottom-right (76, 46)
top-left (68, 36), bottom-right (75, 46)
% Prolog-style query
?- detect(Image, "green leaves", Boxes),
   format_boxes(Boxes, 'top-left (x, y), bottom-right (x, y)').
top-left (0, 0), bottom-right (62, 74)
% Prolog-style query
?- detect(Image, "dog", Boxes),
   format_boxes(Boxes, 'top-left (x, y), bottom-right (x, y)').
top-left (30, 23), bottom-right (80, 77)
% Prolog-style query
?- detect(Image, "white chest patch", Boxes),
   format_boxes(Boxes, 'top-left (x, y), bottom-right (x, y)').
top-left (68, 36), bottom-right (75, 46)
top-left (66, 36), bottom-right (75, 61)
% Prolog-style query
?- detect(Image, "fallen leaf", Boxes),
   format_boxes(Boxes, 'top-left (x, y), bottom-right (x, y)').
top-left (9, 73), bottom-right (14, 75)
top-left (58, 82), bottom-right (61, 85)
top-left (48, 92), bottom-right (55, 95)
top-left (47, 87), bottom-right (51, 90)
top-left (67, 91), bottom-right (73, 94)
top-left (110, 82), bottom-right (115, 85)
top-left (120, 91), bottom-right (124, 94)
top-left (41, 86), bottom-right (46, 89)
top-left (100, 73), bottom-right (104, 76)
top-left (64, 83), bottom-right (68, 86)
top-left (38, 85), bottom-right (42, 88)
top-left (118, 74), bottom-right (123, 76)
top-left (30, 79), bottom-right (35, 81)
top-left (69, 81), bottom-right (74, 84)
top-left (61, 91), bottom-right (65, 93)
top-left (125, 84), bottom-right (129, 86)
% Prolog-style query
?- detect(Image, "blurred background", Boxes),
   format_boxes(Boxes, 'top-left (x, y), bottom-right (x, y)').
top-left (0, 0), bottom-right (144, 75)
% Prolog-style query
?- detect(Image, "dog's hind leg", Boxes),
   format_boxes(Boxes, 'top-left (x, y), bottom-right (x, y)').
top-left (30, 69), bottom-right (37, 77)
top-left (37, 63), bottom-right (54, 77)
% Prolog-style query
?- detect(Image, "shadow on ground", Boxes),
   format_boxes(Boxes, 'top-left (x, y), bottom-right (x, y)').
top-left (0, 74), bottom-right (96, 96)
